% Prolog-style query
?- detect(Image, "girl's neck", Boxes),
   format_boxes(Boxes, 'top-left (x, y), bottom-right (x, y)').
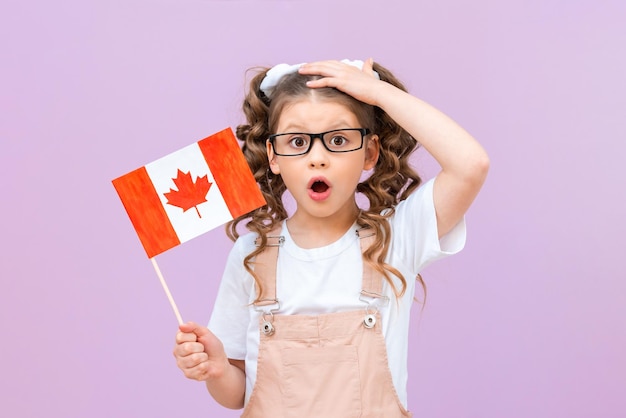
top-left (286, 205), bottom-right (360, 249)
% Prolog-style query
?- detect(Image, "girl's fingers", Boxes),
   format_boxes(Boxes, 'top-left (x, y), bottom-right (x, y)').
top-left (173, 325), bottom-right (228, 381)
top-left (362, 57), bottom-right (375, 75)
top-left (299, 61), bottom-right (347, 77)
top-left (184, 368), bottom-right (207, 381)
top-left (299, 60), bottom-right (378, 90)
top-left (299, 59), bottom-right (383, 105)
top-left (300, 59), bottom-right (375, 77)
top-left (304, 77), bottom-right (338, 89)
top-left (179, 353), bottom-right (227, 381)
top-left (299, 59), bottom-right (340, 71)
top-left (175, 331), bottom-right (198, 344)
top-left (173, 341), bottom-right (205, 357)
top-left (178, 352), bottom-right (209, 369)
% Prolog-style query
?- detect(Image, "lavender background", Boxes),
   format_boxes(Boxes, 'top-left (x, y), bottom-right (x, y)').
top-left (2, 0), bottom-right (625, 417)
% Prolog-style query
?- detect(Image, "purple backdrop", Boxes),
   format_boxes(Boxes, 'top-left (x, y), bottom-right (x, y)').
top-left (2, 0), bottom-right (625, 417)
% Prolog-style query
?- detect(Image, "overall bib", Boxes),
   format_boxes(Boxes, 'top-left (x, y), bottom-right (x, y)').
top-left (241, 227), bottom-right (412, 418)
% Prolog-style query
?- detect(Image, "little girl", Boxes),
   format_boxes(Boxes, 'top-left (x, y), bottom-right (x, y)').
top-left (173, 58), bottom-right (489, 417)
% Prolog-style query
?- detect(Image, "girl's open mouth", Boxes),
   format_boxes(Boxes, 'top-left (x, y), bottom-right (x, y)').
top-left (308, 178), bottom-right (331, 201)
top-left (311, 180), bottom-right (329, 193)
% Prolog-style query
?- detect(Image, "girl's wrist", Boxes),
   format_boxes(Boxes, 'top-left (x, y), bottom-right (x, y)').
top-left (372, 81), bottom-right (409, 113)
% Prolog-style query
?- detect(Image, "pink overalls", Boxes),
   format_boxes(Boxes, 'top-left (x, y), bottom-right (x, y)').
top-left (240, 227), bottom-right (412, 418)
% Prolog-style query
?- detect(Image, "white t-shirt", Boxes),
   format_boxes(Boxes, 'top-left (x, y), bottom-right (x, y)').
top-left (208, 178), bottom-right (466, 408)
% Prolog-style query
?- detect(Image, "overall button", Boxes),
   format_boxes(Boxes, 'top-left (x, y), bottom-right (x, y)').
top-left (262, 321), bottom-right (275, 336)
top-left (363, 314), bottom-right (376, 329)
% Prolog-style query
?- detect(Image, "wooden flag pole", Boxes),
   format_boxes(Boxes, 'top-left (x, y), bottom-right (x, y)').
top-left (150, 257), bottom-right (183, 325)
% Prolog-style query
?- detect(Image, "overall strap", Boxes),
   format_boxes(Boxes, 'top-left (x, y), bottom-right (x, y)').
top-left (252, 226), bottom-right (283, 310)
top-left (356, 227), bottom-right (387, 304)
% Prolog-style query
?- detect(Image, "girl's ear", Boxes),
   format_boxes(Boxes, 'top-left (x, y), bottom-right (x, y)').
top-left (363, 134), bottom-right (380, 170)
top-left (267, 140), bottom-right (280, 174)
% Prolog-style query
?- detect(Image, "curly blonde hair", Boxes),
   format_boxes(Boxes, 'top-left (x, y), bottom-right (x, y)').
top-left (226, 62), bottom-right (424, 302)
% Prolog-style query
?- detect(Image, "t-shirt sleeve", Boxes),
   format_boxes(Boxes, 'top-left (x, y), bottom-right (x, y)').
top-left (390, 177), bottom-right (467, 274)
top-left (207, 235), bottom-right (255, 360)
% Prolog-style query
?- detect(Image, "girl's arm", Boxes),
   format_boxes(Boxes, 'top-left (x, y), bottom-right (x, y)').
top-left (372, 81), bottom-right (489, 238)
top-left (300, 59), bottom-right (489, 238)
top-left (174, 322), bottom-right (245, 409)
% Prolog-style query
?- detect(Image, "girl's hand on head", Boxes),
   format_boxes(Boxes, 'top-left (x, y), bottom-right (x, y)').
top-left (173, 321), bottom-right (230, 381)
top-left (298, 58), bottom-right (388, 106)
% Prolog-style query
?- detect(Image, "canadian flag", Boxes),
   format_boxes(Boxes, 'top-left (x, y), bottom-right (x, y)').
top-left (112, 128), bottom-right (266, 258)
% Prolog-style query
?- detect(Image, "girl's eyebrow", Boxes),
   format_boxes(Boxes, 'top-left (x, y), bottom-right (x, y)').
top-left (278, 121), bottom-right (356, 132)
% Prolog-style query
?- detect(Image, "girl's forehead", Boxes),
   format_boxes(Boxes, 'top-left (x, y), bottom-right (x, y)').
top-left (276, 97), bottom-right (360, 131)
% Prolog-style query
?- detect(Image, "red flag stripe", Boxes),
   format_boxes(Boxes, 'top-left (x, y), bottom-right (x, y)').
top-left (198, 128), bottom-right (265, 218)
top-left (112, 167), bottom-right (180, 258)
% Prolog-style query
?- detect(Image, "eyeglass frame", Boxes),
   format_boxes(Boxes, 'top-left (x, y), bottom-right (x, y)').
top-left (268, 128), bottom-right (371, 156)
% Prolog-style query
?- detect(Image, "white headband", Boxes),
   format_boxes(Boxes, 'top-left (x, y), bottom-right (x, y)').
top-left (259, 59), bottom-right (380, 98)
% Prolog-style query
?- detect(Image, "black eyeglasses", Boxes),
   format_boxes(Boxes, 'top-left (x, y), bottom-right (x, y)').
top-left (268, 128), bottom-right (370, 156)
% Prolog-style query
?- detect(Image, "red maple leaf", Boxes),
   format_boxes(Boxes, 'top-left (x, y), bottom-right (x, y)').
top-left (163, 169), bottom-right (212, 218)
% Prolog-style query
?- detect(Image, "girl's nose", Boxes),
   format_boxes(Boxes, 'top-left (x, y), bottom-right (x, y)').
top-left (307, 139), bottom-right (328, 168)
